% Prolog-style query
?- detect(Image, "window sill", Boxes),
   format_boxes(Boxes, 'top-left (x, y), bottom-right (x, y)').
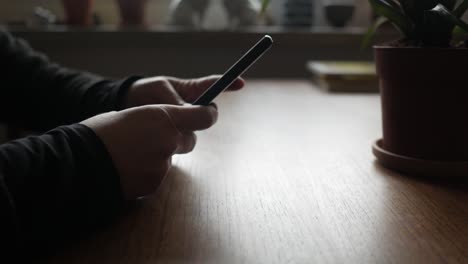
top-left (5, 25), bottom-right (398, 78)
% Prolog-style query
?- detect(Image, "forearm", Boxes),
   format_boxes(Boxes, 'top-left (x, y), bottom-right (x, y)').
top-left (0, 124), bottom-right (123, 258)
top-left (0, 30), bottom-right (140, 130)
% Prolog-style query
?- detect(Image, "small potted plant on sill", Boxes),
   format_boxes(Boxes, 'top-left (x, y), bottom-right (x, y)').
top-left (116, 0), bottom-right (147, 27)
top-left (364, 0), bottom-right (468, 177)
top-left (62, 0), bottom-right (94, 26)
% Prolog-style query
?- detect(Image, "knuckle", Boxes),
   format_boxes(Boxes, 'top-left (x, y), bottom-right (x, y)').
top-left (162, 139), bottom-right (179, 155)
top-left (153, 106), bottom-right (174, 124)
top-left (189, 132), bottom-right (197, 144)
top-left (153, 77), bottom-right (170, 86)
top-left (154, 107), bottom-right (183, 155)
top-left (187, 133), bottom-right (197, 151)
top-left (158, 106), bottom-right (182, 132)
top-left (124, 106), bottom-right (150, 120)
top-left (205, 108), bottom-right (218, 126)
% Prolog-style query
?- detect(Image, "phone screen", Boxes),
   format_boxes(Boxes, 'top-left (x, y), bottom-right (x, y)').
top-left (193, 35), bottom-right (273, 105)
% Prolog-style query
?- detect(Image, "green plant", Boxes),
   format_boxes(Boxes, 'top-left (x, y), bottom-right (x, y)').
top-left (261, 0), bottom-right (270, 14)
top-left (260, 0), bottom-right (468, 47)
top-left (365, 0), bottom-right (468, 47)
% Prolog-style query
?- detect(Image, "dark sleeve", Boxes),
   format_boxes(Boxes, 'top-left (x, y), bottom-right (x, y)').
top-left (0, 30), bottom-right (140, 131)
top-left (0, 124), bottom-right (124, 258)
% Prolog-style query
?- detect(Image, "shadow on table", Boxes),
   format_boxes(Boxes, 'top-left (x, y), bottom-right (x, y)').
top-left (372, 160), bottom-right (468, 190)
top-left (46, 166), bottom-right (232, 264)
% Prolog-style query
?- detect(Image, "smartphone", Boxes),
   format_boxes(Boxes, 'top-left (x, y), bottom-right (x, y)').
top-left (192, 35), bottom-right (273, 105)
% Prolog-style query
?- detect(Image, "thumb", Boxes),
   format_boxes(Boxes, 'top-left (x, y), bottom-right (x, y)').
top-left (160, 104), bottom-right (218, 132)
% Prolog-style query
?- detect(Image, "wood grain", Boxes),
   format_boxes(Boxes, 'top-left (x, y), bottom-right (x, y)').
top-left (47, 80), bottom-right (468, 264)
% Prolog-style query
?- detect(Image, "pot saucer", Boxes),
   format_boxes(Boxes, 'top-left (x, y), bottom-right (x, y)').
top-left (372, 139), bottom-right (468, 178)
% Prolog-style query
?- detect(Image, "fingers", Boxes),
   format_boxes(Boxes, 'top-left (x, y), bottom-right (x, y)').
top-left (226, 77), bottom-right (245, 91)
top-left (156, 79), bottom-right (185, 105)
top-left (144, 104), bottom-right (217, 156)
top-left (129, 77), bottom-right (185, 106)
top-left (160, 104), bottom-right (218, 132)
top-left (167, 75), bottom-right (245, 102)
top-left (175, 132), bottom-right (197, 154)
top-left (191, 75), bottom-right (245, 91)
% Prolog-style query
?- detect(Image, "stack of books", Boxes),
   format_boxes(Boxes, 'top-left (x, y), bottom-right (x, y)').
top-left (306, 61), bottom-right (379, 92)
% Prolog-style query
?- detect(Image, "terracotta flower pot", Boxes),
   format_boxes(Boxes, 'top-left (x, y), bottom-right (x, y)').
top-left (375, 46), bottom-right (468, 161)
top-left (62, 0), bottom-right (94, 26)
top-left (117, 0), bottom-right (147, 26)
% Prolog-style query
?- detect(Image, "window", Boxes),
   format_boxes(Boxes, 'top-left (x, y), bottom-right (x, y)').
top-left (0, 0), bottom-right (372, 31)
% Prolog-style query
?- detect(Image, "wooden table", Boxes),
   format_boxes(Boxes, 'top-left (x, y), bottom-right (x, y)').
top-left (49, 80), bottom-right (468, 263)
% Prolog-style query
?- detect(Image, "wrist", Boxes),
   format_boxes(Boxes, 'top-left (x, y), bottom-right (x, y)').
top-left (115, 76), bottom-right (145, 110)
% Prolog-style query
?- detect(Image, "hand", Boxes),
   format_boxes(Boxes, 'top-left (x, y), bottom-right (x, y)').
top-left (124, 75), bottom-right (245, 108)
top-left (81, 104), bottom-right (218, 200)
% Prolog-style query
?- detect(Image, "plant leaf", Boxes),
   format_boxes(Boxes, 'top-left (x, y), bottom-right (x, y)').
top-left (385, 0), bottom-right (402, 9)
top-left (260, 0), bottom-right (270, 14)
top-left (431, 4), bottom-right (468, 32)
top-left (441, 0), bottom-right (458, 11)
top-left (398, 0), bottom-right (456, 11)
top-left (453, 25), bottom-right (468, 41)
top-left (368, 0), bottom-right (413, 36)
top-left (405, 0), bottom-right (439, 11)
top-left (454, 0), bottom-right (468, 17)
top-left (361, 17), bottom-right (388, 50)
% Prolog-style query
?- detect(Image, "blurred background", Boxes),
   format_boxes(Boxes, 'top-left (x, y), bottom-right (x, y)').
top-left (0, 0), bottom-right (372, 28)
top-left (0, 0), bottom-right (393, 79)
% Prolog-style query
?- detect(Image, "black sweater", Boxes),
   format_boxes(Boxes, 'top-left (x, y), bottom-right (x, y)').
top-left (0, 30), bottom-right (137, 258)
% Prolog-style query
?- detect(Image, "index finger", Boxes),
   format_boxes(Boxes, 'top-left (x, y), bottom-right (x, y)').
top-left (167, 75), bottom-right (245, 102)
top-left (159, 104), bottom-right (218, 132)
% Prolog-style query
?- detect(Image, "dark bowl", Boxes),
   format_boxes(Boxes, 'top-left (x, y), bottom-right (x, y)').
top-left (325, 5), bottom-right (355, 28)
